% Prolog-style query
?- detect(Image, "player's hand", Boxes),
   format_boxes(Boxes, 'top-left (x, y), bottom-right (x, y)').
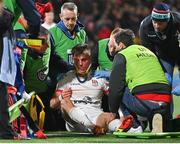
top-left (61, 88), bottom-right (72, 99)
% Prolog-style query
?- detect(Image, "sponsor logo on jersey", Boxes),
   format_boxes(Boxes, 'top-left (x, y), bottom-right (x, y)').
top-left (37, 66), bottom-right (48, 81)
top-left (71, 83), bottom-right (80, 85)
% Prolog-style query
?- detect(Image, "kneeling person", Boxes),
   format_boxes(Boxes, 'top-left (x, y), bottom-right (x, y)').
top-left (108, 29), bottom-right (172, 132)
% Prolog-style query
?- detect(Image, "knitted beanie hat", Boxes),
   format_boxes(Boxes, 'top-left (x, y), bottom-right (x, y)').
top-left (151, 3), bottom-right (170, 22)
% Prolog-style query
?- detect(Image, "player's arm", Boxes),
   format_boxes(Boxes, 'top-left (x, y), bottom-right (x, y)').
top-left (50, 88), bottom-right (72, 109)
top-left (50, 91), bottom-right (62, 109)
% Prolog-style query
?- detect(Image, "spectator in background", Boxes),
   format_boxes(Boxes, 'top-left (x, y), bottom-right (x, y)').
top-left (0, 0), bottom-right (40, 139)
top-left (96, 15), bottom-right (113, 40)
top-left (35, 1), bottom-right (54, 21)
top-left (42, 11), bottom-right (56, 29)
top-left (79, 0), bottom-right (150, 49)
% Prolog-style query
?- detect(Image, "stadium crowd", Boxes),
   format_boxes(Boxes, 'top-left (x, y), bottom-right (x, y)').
top-left (44, 0), bottom-right (180, 47)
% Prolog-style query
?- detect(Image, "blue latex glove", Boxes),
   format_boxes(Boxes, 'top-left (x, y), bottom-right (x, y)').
top-left (165, 72), bottom-right (172, 85)
top-left (16, 40), bottom-right (28, 49)
top-left (172, 85), bottom-right (180, 96)
top-left (92, 70), bottom-right (110, 79)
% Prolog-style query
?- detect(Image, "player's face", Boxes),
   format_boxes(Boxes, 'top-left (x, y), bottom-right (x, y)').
top-left (152, 20), bottom-right (168, 32)
top-left (108, 35), bottom-right (118, 56)
top-left (73, 54), bottom-right (91, 76)
top-left (60, 9), bottom-right (77, 32)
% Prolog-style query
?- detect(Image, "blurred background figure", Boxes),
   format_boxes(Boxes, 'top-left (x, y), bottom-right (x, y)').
top-left (42, 11), bottom-right (56, 29)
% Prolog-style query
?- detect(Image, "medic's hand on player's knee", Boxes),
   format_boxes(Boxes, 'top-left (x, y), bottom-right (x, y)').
top-left (172, 85), bottom-right (180, 96)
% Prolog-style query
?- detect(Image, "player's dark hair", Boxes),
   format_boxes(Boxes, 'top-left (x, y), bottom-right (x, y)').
top-left (114, 29), bottom-right (135, 47)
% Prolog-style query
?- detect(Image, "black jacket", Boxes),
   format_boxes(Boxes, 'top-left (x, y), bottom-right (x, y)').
top-left (108, 53), bottom-right (171, 113)
top-left (139, 12), bottom-right (180, 66)
top-left (16, 0), bottom-right (41, 38)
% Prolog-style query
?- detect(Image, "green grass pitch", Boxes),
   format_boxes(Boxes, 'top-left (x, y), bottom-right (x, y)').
top-left (0, 96), bottom-right (180, 143)
top-left (0, 131), bottom-right (180, 143)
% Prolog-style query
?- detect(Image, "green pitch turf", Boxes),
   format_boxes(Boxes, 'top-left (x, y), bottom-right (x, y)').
top-left (113, 131), bottom-right (180, 139)
top-left (173, 95), bottom-right (180, 117)
top-left (0, 96), bottom-right (180, 143)
top-left (0, 131), bottom-right (180, 143)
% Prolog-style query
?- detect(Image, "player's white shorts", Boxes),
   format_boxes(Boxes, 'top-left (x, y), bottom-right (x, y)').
top-left (79, 106), bottom-right (104, 124)
top-left (65, 106), bottom-right (104, 132)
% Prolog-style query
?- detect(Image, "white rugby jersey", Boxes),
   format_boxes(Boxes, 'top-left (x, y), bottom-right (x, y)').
top-left (56, 70), bottom-right (109, 109)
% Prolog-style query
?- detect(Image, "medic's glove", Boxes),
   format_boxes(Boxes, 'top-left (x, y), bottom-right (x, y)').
top-left (92, 70), bottom-right (110, 79)
top-left (172, 85), bottom-right (180, 96)
top-left (16, 40), bottom-right (29, 49)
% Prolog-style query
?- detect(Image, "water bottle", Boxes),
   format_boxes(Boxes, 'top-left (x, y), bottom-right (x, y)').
top-left (67, 49), bottom-right (73, 65)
